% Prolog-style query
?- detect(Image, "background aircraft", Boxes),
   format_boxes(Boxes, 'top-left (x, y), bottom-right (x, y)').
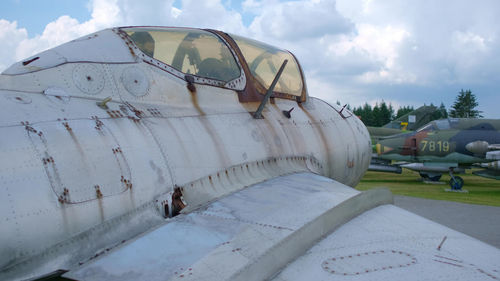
top-left (0, 27), bottom-right (498, 280)
top-left (375, 118), bottom-right (500, 189)
top-left (367, 105), bottom-right (444, 174)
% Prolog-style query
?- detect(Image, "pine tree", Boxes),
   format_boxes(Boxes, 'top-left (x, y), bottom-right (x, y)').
top-left (378, 101), bottom-right (392, 126)
top-left (396, 106), bottom-right (414, 119)
top-left (353, 103), bottom-right (374, 126)
top-left (449, 89), bottom-right (482, 118)
top-left (435, 102), bottom-right (448, 119)
top-left (388, 103), bottom-right (395, 121)
top-left (372, 103), bottom-right (381, 126)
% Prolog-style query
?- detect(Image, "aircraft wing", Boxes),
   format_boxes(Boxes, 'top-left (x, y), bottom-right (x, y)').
top-left (64, 173), bottom-right (499, 281)
top-left (273, 205), bottom-right (500, 281)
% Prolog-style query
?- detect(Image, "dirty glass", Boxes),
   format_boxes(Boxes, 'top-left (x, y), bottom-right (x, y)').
top-left (123, 28), bottom-right (240, 82)
top-left (232, 35), bottom-right (303, 97)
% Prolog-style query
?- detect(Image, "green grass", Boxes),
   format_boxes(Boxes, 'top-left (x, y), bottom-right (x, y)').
top-left (356, 169), bottom-right (500, 206)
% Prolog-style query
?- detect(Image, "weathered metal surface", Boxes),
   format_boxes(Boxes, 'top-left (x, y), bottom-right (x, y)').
top-left (0, 90), bottom-right (363, 279)
top-left (64, 173), bottom-right (369, 280)
top-left (2, 29), bottom-right (135, 75)
top-left (272, 205), bottom-right (500, 281)
top-left (121, 66), bottom-right (150, 97)
top-left (0, 26), bottom-right (372, 280)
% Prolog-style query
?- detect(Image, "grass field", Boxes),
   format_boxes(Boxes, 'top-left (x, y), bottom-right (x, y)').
top-left (356, 169), bottom-right (500, 207)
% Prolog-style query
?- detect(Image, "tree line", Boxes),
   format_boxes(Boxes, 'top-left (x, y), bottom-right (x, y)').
top-left (341, 89), bottom-right (482, 127)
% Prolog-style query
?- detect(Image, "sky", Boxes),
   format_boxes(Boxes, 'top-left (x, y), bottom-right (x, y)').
top-left (1, 0), bottom-right (499, 117)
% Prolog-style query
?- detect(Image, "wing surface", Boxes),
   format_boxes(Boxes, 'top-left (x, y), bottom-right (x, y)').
top-left (64, 173), bottom-right (499, 281)
top-left (273, 204), bottom-right (500, 281)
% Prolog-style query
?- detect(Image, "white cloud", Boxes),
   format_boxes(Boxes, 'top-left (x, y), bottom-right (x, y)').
top-left (171, 0), bottom-right (245, 33)
top-left (453, 31), bottom-right (488, 51)
top-left (0, 20), bottom-right (28, 70)
top-left (15, 16), bottom-right (93, 62)
top-left (328, 23), bottom-right (412, 84)
top-left (248, 0), bottom-right (353, 41)
top-left (242, 0), bottom-right (262, 11)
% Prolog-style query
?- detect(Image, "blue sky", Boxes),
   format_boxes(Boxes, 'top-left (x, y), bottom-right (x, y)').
top-left (2, 0), bottom-right (89, 36)
top-left (1, 0), bottom-right (499, 118)
top-left (1, 0), bottom-right (256, 36)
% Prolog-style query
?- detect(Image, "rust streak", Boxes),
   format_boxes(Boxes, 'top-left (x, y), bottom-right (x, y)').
top-left (299, 103), bottom-right (331, 176)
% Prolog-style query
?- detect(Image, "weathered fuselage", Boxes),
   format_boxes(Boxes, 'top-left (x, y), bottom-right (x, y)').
top-left (0, 27), bottom-right (371, 279)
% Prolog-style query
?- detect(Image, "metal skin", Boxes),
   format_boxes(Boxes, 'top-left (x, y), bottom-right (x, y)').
top-left (376, 118), bottom-right (500, 188)
top-left (0, 27), bottom-right (371, 279)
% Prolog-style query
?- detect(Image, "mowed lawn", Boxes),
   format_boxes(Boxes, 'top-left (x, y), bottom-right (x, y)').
top-left (356, 169), bottom-right (500, 207)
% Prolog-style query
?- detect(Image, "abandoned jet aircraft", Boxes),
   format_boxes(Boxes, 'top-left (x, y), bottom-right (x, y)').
top-left (0, 27), bottom-right (498, 280)
top-left (376, 118), bottom-right (500, 189)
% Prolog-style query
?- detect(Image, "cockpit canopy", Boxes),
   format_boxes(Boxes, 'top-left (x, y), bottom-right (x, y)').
top-left (123, 28), bottom-right (241, 83)
top-left (122, 27), bottom-right (304, 98)
top-left (231, 35), bottom-right (303, 97)
top-left (416, 118), bottom-right (460, 132)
